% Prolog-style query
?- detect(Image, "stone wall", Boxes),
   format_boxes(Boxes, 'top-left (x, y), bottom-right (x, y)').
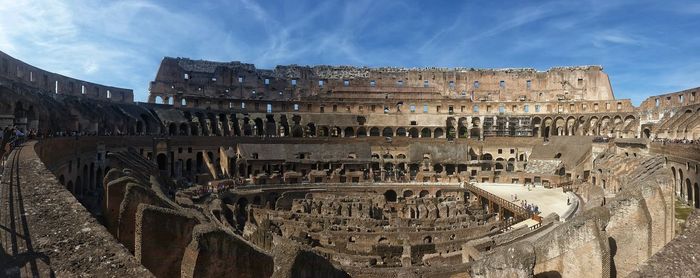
top-left (0, 50), bottom-right (133, 103)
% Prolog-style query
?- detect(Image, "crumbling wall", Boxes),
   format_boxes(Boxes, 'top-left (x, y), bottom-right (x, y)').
top-left (181, 225), bottom-right (275, 278)
top-left (532, 207), bottom-right (611, 278)
top-left (135, 204), bottom-right (199, 278)
top-left (271, 237), bottom-right (350, 278)
top-left (117, 183), bottom-right (171, 252)
top-left (605, 192), bottom-right (652, 278)
top-left (470, 242), bottom-right (535, 278)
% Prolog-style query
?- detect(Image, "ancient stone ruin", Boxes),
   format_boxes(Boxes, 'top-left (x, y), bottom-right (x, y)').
top-left (1, 50), bottom-right (699, 277)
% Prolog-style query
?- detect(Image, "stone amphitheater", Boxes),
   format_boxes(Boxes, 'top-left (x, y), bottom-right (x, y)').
top-left (0, 50), bottom-right (699, 277)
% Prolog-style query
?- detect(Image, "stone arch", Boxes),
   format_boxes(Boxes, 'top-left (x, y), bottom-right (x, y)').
top-left (306, 123), bottom-right (316, 137)
top-left (344, 127), bottom-right (355, 137)
top-left (319, 126), bottom-right (330, 137)
top-left (254, 118), bottom-right (264, 136)
top-left (441, 163), bottom-right (454, 175)
top-left (179, 123), bottom-right (189, 135)
top-left (421, 128), bottom-right (432, 138)
top-left (396, 127), bottom-right (407, 137)
top-left (686, 178), bottom-right (693, 205)
top-left (357, 127), bottom-right (367, 137)
top-left (671, 166), bottom-right (677, 194)
top-left (370, 127), bottom-right (380, 136)
top-left (292, 125), bottom-right (304, 137)
top-left (157, 153), bottom-right (167, 171)
top-left (384, 190), bottom-right (397, 202)
top-left (168, 123), bottom-right (177, 136)
top-left (695, 182), bottom-right (700, 209)
top-left (418, 189), bottom-right (430, 198)
top-left (679, 169), bottom-right (685, 198)
top-left (409, 127), bottom-right (419, 138)
top-left (532, 117), bottom-right (542, 137)
top-left (382, 127), bottom-right (393, 137)
top-left (75, 176), bottom-right (82, 196)
top-left (434, 128), bottom-right (444, 138)
top-left (566, 116), bottom-right (576, 136)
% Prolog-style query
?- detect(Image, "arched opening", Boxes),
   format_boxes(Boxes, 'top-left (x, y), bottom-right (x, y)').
top-left (382, 127), bottom-right (393, 137)
top-left (671, 166), bottom-right (677, 194)
top-left (470, 128), bottom-right (480, 138)
top-left (695, 182), bottom-right (700, 209)
top-left (168, 123), bottom-right (177, 136)
top-left (459, 126), bottom-right (468, 138)
top-left (396, 127), bottom-right (407, 137)
top-left (423, 236), bottom-right (432, 244)
top-left (384, 190), bottom-right (397, 202)
top-left (95, 168), bottom-right (103, 190)
top-left (75, 176), bottom-right (82, 196)
top-left (409, 127), bottom-right (419, 138)
top-left (306, 123), bottom-right (316, 137)
top-left (419, 190), bottom-right (429, 198)
top-left (433, 128), bottom-right (444, 138)
top-left (319, 126), bottom-right (330, 137)
top-left (403, 190), bottom-right (414, 198)
top-left (357, 127), bottom-right (367, 137)
top-left (189, 122), bottom-right (199, 135)
top-left (179, 123), bottom-right (189, 135)
top-left (687, 178), bottom-right (693, 204)
top-left (643, 128), bottom-right (651, 139)
top-left (292, 125), bottom-right (304, 137)
top-left (370, 127), bottom-right (380, 136)
top-left (344, 127), bottom-right (355, 137)
top-left (136, 121), bottom-right (144, 134)
top-left (421, 128), bottom-right (431, 138)
top-left (157, 153), bottom-right (167, 171)
top-left (254, 118), bottom-right (264, 136)
top-left (446, 127), bottom-right (456, 139)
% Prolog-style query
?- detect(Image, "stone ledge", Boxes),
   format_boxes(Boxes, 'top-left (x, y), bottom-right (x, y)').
top-left (0, 142), bottom-right (152, 277)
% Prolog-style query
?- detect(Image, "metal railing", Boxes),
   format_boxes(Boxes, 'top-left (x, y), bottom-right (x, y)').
top-left (464, 182), bottom-right (531, 220)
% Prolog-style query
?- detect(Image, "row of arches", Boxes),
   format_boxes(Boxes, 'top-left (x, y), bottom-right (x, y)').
top-left (533, 114), bottom-right (637, 138)
top-left (671, 165), bottom-right (700, 208)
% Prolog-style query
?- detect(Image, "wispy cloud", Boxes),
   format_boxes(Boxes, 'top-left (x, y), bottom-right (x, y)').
top-left (0, 0), bottom-right (698, 104)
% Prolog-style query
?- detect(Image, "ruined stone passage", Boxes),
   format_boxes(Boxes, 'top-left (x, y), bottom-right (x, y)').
top-left (1, 52), bottom-right (699, 278)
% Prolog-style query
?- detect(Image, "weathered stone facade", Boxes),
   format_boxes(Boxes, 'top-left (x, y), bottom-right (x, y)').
top-left (1, 53), bottom-right (699, 277)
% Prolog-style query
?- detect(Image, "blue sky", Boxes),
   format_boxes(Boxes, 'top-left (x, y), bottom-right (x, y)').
top-left (1, 0), bottom-right (699, 105)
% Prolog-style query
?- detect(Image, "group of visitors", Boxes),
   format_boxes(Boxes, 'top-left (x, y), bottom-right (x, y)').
top-left (510, 194), bottom-right (540, 214)
top-left (1, 126), bottom-right (28, 170)
top-left (520, 199), bottom-right (540, 214)
top-left (653, 138), bottom-right (700, 145)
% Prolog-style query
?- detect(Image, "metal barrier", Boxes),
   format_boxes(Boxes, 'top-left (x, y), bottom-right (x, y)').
top-left (464, 182), bottom-right (532, 221)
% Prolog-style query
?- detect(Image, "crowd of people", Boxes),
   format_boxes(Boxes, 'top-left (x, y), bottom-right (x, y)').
top-left (1, 126), bottom-right (28, 170)
top-left (653, 138), bottom-right (700, 145)
top-left (510, 193), bottom-right (540, 214)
